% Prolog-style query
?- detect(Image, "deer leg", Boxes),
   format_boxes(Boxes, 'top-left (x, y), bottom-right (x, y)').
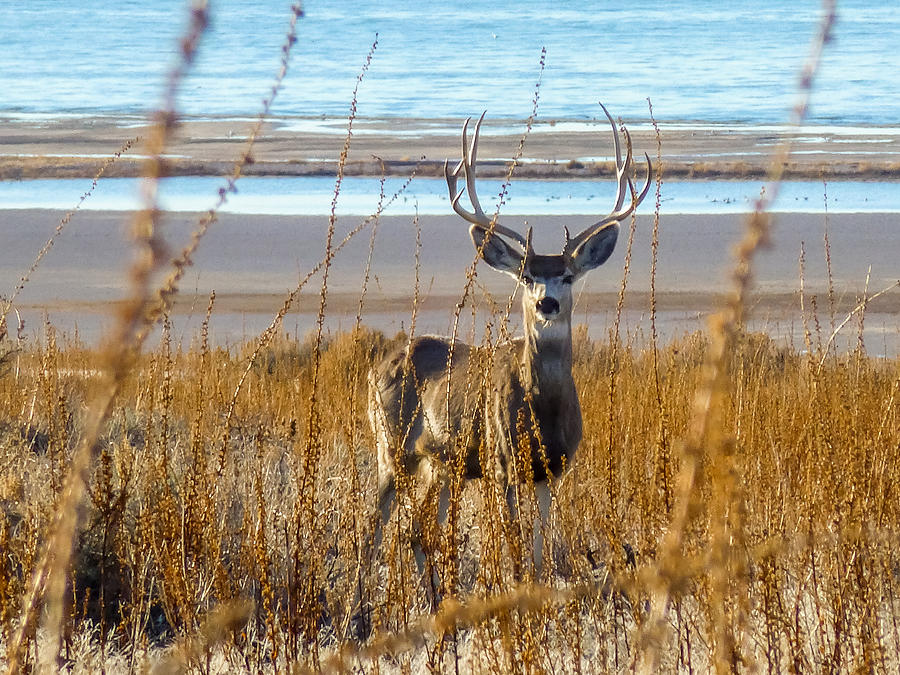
top-left (348, 458), bottom-right (396, 642)
top-left (533, 480), bottom-right (552, 578)
top-left (504, 480), bottom-right (552, 579)
top-left (428, 479), bottom-right (451, 606)
top-left (375, 460), bottom-right (441, 600)
top-left (504, 483), bottom-right (528, 580)
top-left (422, 470), bottom-right (450, 568)
top-left (374, 469), bottom-right (396, 552)
top-left (410, 458), bottom-right (448, 608)
top-left (435, 480), bottom-right (450, 524)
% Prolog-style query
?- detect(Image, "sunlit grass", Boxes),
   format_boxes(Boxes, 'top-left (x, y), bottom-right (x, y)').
top-left (0, 322), bottom-right (898, 671)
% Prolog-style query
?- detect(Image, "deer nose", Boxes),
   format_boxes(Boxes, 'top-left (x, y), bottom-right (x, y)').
top-left (536, 297), bottom-right (559, 316)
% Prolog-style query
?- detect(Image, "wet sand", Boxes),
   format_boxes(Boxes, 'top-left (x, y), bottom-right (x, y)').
top-left (2, 115), bottom-right (898, 350)
top-left (2, 116), bottom-right (900, 180)
top-left (1, 208), bottom-right (898, 353)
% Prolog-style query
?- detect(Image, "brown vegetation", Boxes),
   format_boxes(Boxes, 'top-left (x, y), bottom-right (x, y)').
top-left (0, 321), bottom-right (898, 672)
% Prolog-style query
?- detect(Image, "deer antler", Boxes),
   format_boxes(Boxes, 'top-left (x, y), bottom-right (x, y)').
top-left (564, 103), bottom-right (653, 256)
top-left (444, 112), bottom-right (529, 250)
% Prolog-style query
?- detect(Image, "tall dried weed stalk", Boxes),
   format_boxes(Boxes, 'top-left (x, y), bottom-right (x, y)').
top-left (2, 3), bottom-right (212, 672)
top-left (638, 1), bottom-right (838, 672)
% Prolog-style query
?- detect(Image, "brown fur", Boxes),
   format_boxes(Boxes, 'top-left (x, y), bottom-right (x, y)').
top-left (368, 322), bottom-right (582, 509)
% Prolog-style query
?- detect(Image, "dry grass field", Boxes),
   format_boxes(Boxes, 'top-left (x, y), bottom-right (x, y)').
top-left (1, 311), bottom-right (898, 673)
top-left (3, 1), bottom-right (900, 672)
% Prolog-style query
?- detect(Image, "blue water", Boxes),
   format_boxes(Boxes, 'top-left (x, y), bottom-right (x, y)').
top-left (0, 1), bottom-right (896, 125)
top-left (0, 176), bottom-right (893, 216)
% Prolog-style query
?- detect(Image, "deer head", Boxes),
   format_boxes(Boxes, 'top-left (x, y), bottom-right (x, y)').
top-left (444, 104), bottom-right (653, 327)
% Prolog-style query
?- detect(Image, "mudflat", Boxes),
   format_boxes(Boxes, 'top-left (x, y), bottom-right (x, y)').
top-left (2, 116), bottom-right (900, 180)
top-left (1, 208), bottom-right (897, 352)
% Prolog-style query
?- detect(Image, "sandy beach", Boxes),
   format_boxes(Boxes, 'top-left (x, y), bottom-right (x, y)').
top-left (2, 116), bottom-right (900, 180)
top-left (1, 207), bottom-right (898, 353)
top-left (1, 117), bottom-right (897, 351)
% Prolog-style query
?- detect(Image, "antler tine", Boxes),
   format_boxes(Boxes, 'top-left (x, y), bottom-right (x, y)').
top-left (596, 102), bottom-right (631, 214)
top-left (565, 104), bottom-right (653, 255)
top-left (444, 114), bottom-right (489, 226)
top-left (524, 225), bottom-right (535, 261)
top-left (600, 104), bottom-right (622, 174)
top-left (616, 127), bottom-right (637, 209)
top-left (580, 151), bottom-right (653, 236)
top-left (444, 112), bottom-right (528, 249)
top-left (561, 226), bottom-right (571, 256)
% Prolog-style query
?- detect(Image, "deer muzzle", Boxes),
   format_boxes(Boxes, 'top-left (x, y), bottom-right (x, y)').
top-left (536, 297), bottom-right (560, 317)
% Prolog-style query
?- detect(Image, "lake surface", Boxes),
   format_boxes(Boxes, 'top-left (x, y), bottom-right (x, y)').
top-left (0, 176), bottom-right (895, 216)
top-left (0, 1), bottom-right (896, 125)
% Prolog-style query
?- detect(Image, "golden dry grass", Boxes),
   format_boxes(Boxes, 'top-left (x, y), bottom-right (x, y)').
top-left (0, 321), bottom-right (898, 672)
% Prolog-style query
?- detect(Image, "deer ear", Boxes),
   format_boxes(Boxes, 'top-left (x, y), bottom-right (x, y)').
top-left (470, 225), bottom-right (523, 276)
top-left (571, 222), bottom-right (619, 272)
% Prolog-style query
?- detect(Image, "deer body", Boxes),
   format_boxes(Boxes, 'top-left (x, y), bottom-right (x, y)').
top-left (368, 105), bottom-right (651, 575)
top-left (369, 302), bottom-right (580, 492)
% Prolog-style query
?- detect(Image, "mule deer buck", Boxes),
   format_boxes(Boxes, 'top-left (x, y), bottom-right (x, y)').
top-left (368, 104), bottom-right (652, 580)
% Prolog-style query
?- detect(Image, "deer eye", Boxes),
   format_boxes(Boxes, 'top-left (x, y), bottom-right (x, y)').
top-left (562, 274), bottom-right (575, 285)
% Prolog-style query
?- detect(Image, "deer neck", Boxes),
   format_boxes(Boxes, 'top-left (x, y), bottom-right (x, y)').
top-left (519, 309), bottom-right (574, 395)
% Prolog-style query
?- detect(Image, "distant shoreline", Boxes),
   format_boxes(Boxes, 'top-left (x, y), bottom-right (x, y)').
top-left (2, 115), bottom-right (899, 181)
